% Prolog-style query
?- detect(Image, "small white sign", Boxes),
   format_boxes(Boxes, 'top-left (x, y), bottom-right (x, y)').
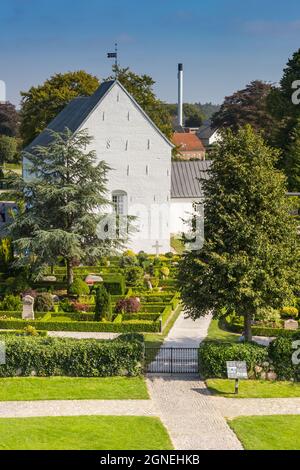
top-left (226, 361), bottom-right (248, 379)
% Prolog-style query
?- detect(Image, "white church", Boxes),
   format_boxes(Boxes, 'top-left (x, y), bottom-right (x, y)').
top-left (23, 78), bottom-right (211, 254)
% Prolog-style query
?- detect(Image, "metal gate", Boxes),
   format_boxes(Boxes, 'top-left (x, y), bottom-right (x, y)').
top-left (145, 347), bottom-right (199, 374)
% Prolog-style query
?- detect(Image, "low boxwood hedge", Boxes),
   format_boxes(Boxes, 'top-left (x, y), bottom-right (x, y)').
top-left (0, 318), bottom-right (161, 333)
top-left (0, 336), bottom-right (144, 377)
top-left (224, 315), bottom-right (299, 337)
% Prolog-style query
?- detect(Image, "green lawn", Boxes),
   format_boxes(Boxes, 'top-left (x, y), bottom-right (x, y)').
top-left (206, 378), bottom-right (300, 398)
top-left (0, 376), bottom-right (149, 401)
top-left (205, 319), bottom-right (240, 343)
top-left (0, 415), bottom-right (173, 450)
top-left (229, 415), bottom-right (300, 450)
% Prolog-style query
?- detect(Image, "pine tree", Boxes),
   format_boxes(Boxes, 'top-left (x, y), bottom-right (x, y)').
top-left (94, 285), bottom-right (112, 321)
top-left (178, 126), bottom-right (299, 341)
top-left (3, 128), bottom-right (118, 291)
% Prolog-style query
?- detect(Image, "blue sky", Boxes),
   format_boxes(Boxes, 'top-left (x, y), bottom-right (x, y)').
top-left (1, 0), bottom-right (300, 106)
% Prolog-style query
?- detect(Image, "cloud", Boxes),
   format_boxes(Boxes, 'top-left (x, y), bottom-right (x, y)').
top-left (242, 19), bottom-right (300, 36)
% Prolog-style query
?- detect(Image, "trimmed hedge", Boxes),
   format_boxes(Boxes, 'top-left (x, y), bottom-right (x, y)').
top-left (224, 316), bottom-right (299, 337)
top-left (0, 318), bottom-right (161, 333)
top-left (0, 336), bottom-right (144, 377)
top-left (268, 334), bottom-right (300, 381)
top-left (199, 341), bottom-right (268, 379)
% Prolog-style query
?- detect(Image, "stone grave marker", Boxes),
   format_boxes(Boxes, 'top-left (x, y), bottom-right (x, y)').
top-left (22, 295), bottom-right (35, 320)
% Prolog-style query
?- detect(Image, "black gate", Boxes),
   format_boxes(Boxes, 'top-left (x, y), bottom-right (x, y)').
top-left (145, 347), bottom-right (199, 374)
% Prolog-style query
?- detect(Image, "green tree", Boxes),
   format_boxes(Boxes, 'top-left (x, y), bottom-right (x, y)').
top-left (20, 71), bottom-right (100, 146)
top-left (0, 102), bottom-right (19, 137)
top-left (267, 48), bottom-right (300, 184)
top-left (178, 126), bottom-right (299, 342)
top-left (284, 119), bottom-right (300, 192)
top-left (110, 66), bottom-right (173, 138)
top-left (0, 136), bottom-right (18, 165)
top-left (212, 81), bottom-right (276, 142)
top-left (94, 284), bottom-right (112, 321)
top-left (0, 238), bottom-right (13, 272)
top-left (2, 128), bottom-right (117, 291)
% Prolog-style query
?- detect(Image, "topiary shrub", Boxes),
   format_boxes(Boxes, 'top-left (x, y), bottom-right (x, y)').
top-left (5, 275), bottom-right (29, 295)
top-left (115, 297), bottom-right (141, 314)
top-left (94, 285), bottom-right (112, 321)
top-left (0, 294), bottom-right (22, 312)
top-left (281, 306), bottom-right (298, 318)
top-left (34, 293), bottom-right (54, 312)
top-left (69, 278), bottom-right (90, 297)
top-left (160, 266), bottom-right (170, 278)
top-left (165, 252), bottom-right (174, 258)
top-left (59, 298), bottom-right (76, 313)
top-left (125, 266), bottom-right (144, 286)
top-left (199, 341), bottom-right (268, 379)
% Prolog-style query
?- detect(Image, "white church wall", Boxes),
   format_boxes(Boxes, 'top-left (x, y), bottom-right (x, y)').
top-left (170, 197), bottom-right (202, 235)
top-left (78, 82), bottom-right (172, 254)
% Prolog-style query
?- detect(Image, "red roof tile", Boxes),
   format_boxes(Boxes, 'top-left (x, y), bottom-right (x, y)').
top-left (172, 132), bottom-right (205, 152)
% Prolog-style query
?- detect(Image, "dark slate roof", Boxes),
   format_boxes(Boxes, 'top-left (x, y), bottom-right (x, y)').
top-left (25, 79), bottom-right (173, 152)
top-left (197, 119), bottom-right (218, 140)
top-left (171, 160), bottom-right (212, 198)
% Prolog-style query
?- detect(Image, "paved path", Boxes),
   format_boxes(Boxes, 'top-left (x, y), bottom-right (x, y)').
top-left (147, 375), bottom-right (243, 450)
top-left (163, 311), bottom-right (212, 347)
top-left (48, 331), bottom-right (119, 340)
top-left (212, 397), bottom-right (300, 417)
top-left (0, 400), bottom-right (156, 418)
top-left (146, 311), bottom-right (242, 449)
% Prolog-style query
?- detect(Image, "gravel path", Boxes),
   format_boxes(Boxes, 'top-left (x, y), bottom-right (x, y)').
top-left (163, 311), bottom-right (212, 347)
top-left (0, 400), bottom-right (156, 418)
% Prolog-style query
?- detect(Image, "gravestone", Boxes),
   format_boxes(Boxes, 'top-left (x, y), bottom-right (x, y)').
top-left (284, 319), bottom-right (298, 330)
top-left (22, 295), bottom-right (35, 320)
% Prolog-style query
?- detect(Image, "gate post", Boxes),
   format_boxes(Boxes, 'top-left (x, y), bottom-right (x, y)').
top-left (171, 347), bottom-right (173, 374)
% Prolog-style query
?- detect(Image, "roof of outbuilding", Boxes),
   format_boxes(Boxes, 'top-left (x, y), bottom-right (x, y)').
top-left (171, 160), bottom-right (212, 198)
top-left (25, 80), bottom-right (173, 152)
top-left (172, 132), bottom-right (205, 152)
top-left (197, 119), bottom-right (219, 140)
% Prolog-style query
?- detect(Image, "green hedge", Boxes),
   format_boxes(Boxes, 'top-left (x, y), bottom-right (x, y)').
top-left (199, 341), bottom-right (268, 379)
top-left (123, 312), bottom-right (160, 321)
top-left (268, 335), bottom-right (300, 380)
top-left (0, 336), bottom-right (144, 377)
top-left (0, 318), bottom-right (160, 333)
top-left (224, 316), bottom-right (299, 338)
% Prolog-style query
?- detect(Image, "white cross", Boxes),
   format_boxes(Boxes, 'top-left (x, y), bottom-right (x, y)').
top-left (152, 240), bottom-right (163, 257)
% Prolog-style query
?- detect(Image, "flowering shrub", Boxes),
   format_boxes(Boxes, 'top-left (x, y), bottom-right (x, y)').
top-left (115, 297), bottom-right (141, 314)
top-left (281, 306), bottom-right (298, 318)
top-left (72, 302), bottom-right (90, 312)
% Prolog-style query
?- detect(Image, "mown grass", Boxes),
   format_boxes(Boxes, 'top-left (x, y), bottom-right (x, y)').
top-left (229, 415), bottom-right (300, 450)
top-left (0, 376), bottom-right (149, 401)
top-left (206, 378), bottom-right (300, 398)
top-left (0, 416), bottom-right (173, 450)
top-left (205, 319), bottom-right (240, 343)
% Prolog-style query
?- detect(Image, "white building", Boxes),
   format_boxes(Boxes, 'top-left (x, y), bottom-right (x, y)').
top-left (23, 80), bottom-right (210, 254)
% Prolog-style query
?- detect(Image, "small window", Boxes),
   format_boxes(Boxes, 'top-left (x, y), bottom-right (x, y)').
top-left (127, 111), bottom-right (130, 121)
top-left (147, 139), bottom-right (150, 150)
top-left (102, 112), bottom-right (105, 121)
top-left (112, 191), bottom-right (127, 216)
top-left (146, 165), bottom-right (149, 175)
top-left (125, 140), bottom-right (128, 151)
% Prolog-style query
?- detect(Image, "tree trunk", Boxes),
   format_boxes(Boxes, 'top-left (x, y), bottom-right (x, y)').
top-left (66, 259), bottom-right (74, 293)
top-left (244, 313), bottom-right (252, 342)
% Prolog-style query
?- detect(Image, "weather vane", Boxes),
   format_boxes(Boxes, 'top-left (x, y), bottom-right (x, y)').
top-left (107, 43), bottom-right (118, 78)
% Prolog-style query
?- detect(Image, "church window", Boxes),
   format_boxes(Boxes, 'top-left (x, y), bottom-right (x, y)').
top-left (102, 112), bottom-right (105, 121)
top-left (127, 165), bottom-right (130, 176)
top-left (112, 190), bottom-right (127, 216)
top-left (127, 111), bottom-right (130, 121)
top-left (106, 139), bottom-right (111, 149)
top-left (147, 139), bottom-right (150, 149)
top-left (125, 140), bottom-right (128, 151)
top-left (146, 165), bottom-right (149, 175)
top-left (117, 93), bottom-right (120, 102)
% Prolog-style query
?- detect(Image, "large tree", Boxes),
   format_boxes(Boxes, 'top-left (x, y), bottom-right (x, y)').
top-left (20, 71), bottom-right (100, 146)
top-left (212, 81), bottom-right (276, 141)
top-left (178, 126), bottom-right (299, 342)
top-left (110, 66), bottom-right (173, 138)
top-left (267, 48), bottom-right (300, 188)
top-left (0, 102), bottom-right (19, 137)
top-left (2, 129), bottom-right (117, 290)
